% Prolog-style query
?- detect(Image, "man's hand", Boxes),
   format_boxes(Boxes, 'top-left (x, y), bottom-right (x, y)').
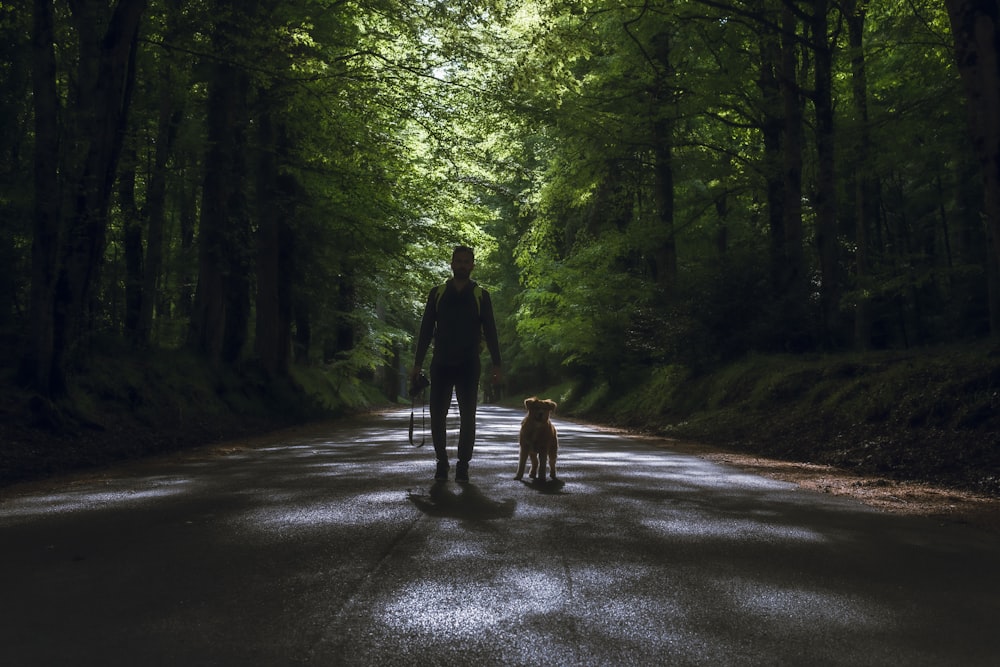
top-left (408, 366), bottom-right (429, 397)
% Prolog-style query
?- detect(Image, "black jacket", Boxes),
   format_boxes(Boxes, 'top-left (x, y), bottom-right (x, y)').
top-left (414, 279), bottom-right (502, 369)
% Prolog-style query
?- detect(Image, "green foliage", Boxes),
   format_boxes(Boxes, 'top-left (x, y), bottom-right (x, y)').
top-left (609, 364), bottom-right (691, 422)
top-left (489, 0), bottom-right (991, 374)
top-left (2, 0), bottom-right (998, 487)
top-left (289, 363), bottom-right (383, 413)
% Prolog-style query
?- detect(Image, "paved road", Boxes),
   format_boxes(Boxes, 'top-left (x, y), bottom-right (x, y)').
top-left (1, 405), bottom-right (999, 666)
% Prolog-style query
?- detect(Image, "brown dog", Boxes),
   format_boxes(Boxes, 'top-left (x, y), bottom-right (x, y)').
top-left (515, 397), bottom-right (558, 481)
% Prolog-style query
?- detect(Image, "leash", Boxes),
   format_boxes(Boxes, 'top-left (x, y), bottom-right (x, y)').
top-left (409, 390), bottom-right (426, 447)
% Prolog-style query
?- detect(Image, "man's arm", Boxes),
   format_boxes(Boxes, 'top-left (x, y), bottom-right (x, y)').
top-left (411, 289), bottom-right (436, 380)
top-left (480, 290), bottom-right (503, 383)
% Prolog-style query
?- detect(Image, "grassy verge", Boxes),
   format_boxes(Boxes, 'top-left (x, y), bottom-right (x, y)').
top-left (0, 347), bottom-right (388, 487)
top-left (543, 343), bottom-right (1000, 495)
top-left (5, 342), bottom-right (999, 495)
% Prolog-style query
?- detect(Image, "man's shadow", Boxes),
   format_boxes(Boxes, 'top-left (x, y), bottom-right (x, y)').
top-left (407, 482), bottom-right (516, 521)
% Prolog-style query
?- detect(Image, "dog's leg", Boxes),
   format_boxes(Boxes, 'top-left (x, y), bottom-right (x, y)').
top-left (515, 446), bottom-right (528, 480)
top-left (528, 451), bottom-right (539, 479)
top-left (549, 427), bottom-right (559, 479)
top-left (537, 447), bottom-right (547, 481)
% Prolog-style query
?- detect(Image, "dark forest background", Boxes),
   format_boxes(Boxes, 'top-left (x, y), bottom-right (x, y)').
top-left (1, 0), bottom-right (999, 491)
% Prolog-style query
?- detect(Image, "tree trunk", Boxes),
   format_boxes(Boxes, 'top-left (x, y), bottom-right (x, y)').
top-left (944, 0), bottom-right (1000, 336)
top-left (758, 14), bottom-right (786, 296)
top-left (293, 303), bottom-right (312, 364)
top-left (189, 61), bottom-right (237, 361)
top-left (326, 279), bottom-right (356, 363)
top-left (756, 1), bottom-right (808, 349)
top-left (119, 145), bottom-right (143, 343)
top-left (58, 0), bottom-right (146, 354)
top-left (189, 1), bottom-right (253, 364)
top-left (138, 1), bottom-right (184, 346)
top-left (177, 172), bottom-right (198, 320)
top-left (22, 0), bottom-right (147, 396)
top-left (846, 0), bottom-right (877, 349)
top-left (651, 32), bottom-right (677, 299)
top-left (780, 4), bottom-right (808, 347)
top-left (254, 113), bottom-right (294, 377)
top-left (812, 0), bottom-right (841, 347)
top-left (21, 0), bottom-right (61, 393)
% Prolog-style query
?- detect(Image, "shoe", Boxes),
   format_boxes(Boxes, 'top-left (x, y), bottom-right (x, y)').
top-left (455, 462), bottom-right (469, 483)
top-left (434, 461), bottom-right (449, 481)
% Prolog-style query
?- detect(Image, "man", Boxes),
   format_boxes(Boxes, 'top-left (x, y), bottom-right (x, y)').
top-left (411, 245), bottom-right (502, 482)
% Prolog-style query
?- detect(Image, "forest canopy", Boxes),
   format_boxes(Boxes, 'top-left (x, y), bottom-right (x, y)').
top-left (2, 0), bottom-right (999, 411)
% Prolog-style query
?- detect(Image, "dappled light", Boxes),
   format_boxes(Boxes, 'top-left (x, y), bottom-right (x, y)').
top-left (2, 406), bottom-right (998, 666)
top-left (0, 476), bottom-right (195, 519)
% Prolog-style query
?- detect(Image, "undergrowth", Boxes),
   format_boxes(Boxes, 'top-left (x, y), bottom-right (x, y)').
top-left (4, 341), bottom-right (999, 496)
top-left (0, 347), bottom-right (385, 487)
top-left (554, 343), bottom-right (1000, 495)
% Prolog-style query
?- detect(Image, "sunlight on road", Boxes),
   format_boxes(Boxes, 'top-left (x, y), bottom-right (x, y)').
top-left (3, 406), bottom-right (999, 666)
top-left (640, 515), bottom-right (827, 542)
top-left (0, 477), bottom-right (193, 521)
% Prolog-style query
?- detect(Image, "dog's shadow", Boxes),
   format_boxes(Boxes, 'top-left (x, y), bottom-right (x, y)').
top-left (520, 477), bottom-right (567, 495)
top-left (407, 482), bottom-right (517, 521)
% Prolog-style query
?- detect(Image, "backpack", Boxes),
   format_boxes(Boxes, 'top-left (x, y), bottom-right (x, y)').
top-left (434, 283), bottom-right (482, 315)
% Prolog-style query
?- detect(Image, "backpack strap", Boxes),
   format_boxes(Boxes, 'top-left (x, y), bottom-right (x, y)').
top-left (435, 283), bottom-right (482, 315)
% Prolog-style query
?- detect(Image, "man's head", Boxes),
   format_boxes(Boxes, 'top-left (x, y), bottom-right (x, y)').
top-left (451, 245), bottom-right (475, 280)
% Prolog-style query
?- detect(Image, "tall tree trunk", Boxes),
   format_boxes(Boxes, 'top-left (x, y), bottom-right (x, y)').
top-left (177, 171), bottom-right (198, 320)
top-left (812, 0), bottom-right (841, 347)
top-left (21, 0), bottom-right (60, 393)
top-left (254, 113), bottom-right (294, 377)
top-left (137, 101), bottom-right (181, 346)
top-left (58, 0), bottom-right (146, 358)
top-left (759, 12), bottom-right (786, 298)
top-left (757, 0), bottom-right (808, 349)
top-left (138, 0), bottom-right (184, 346)
top-left (329, 279), bottom-right (356, 362)
top-left (189, 1), bottom-right (253, 364)
top-left (23, 0), bottom-right (147, 396)
top-left (780, 4), bottom-right (808, 347)
top-left (846, 0), bottom-right (877, 349)
top-left (293, 303), bottom-right (312, 364)
top-left (119, 145), bottom-right (143, 343)
top-left (944, 0), bottom-right (1000, 336)
top-left (651, 32), bottom-right (677, 299)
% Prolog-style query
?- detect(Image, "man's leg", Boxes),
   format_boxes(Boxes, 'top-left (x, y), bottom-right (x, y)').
top-left (455, 359), bottom-right (481, 472)
top-left (429, 365), bottom-right (454, 478)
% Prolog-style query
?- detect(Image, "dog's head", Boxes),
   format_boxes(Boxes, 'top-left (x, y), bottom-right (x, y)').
top-left (524, 397), bottom-right (557, 422)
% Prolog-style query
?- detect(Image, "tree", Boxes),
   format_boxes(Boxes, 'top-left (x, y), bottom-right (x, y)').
top-left (22, 0), bottom-right (149, 395)
top-left (5, 0), bottom-right (999, 417)
top-left (845, 0), bottom-right (876, 348)
top-left (944, 0), bottom-right (1000, 335)
top-left (810, 0), bottom-right (844, 345)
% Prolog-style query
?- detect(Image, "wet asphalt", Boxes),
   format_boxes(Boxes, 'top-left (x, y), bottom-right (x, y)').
top-left (1, 405), bottom-right (999, 666)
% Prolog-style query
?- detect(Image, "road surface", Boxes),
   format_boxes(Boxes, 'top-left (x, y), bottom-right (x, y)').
top-left (1, 405), bottom-right (998, 666)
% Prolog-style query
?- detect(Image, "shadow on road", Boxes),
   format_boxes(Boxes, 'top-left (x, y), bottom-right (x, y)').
top-left (4, 405), bottom-right (1000, 667)
top-left (407, 481), bottom-right (516, 521)
top-left (519, 477), bottom-right (567, 494)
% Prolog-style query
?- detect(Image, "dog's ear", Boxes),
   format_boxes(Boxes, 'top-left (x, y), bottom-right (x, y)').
top-left (545, 399), bottom-right (557, 411)
top-left (524, 397), bottom-right (533, 410)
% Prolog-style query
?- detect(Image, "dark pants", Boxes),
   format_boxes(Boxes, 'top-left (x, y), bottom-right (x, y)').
top-left (429, 359), bottom-right (481, 464)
